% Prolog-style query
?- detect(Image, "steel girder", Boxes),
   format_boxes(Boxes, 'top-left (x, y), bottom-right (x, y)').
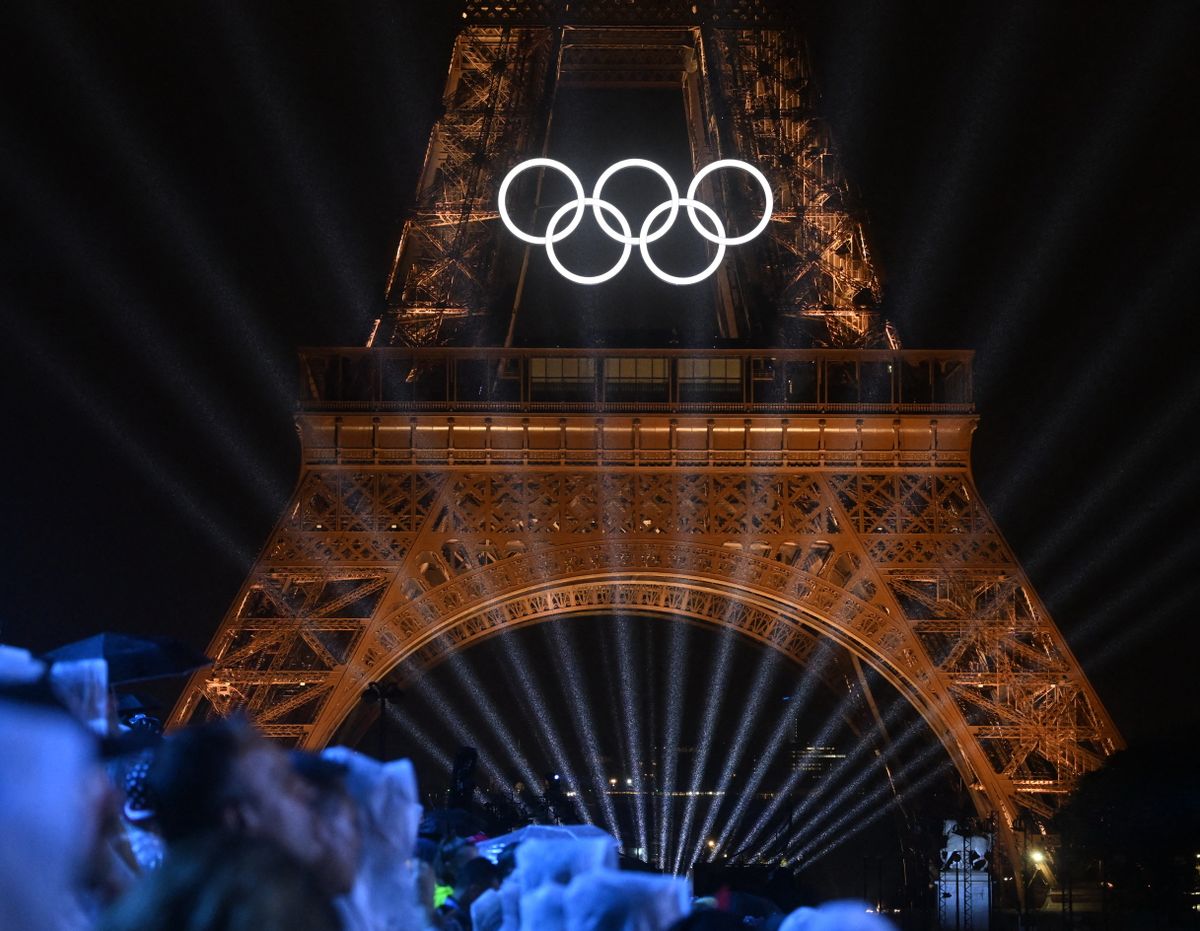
top-left (171, 408), bottom-right (1122, 877)
top-left (375, 14), bottom-right (884, 348)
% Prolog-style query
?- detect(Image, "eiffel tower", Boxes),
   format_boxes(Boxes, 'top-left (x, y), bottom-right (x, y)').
top-left (170, 0), bottom-right (1121, 887)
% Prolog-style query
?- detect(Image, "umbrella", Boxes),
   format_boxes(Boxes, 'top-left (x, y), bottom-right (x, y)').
top-left (43, 633), bottom-right (211, 685)
top-left (475, 823), bottom-right (617, 864)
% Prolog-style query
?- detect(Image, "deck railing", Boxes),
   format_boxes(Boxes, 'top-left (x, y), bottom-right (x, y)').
top-left (298, 347), bottom-right (974, 415)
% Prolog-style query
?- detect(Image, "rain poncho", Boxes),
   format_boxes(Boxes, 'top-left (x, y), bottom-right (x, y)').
top-left (777, 907), bottom-right (817, 931)
top-left (470, 887), bottom-right (504, 931)
top-left (562, 869), bottom-right (690, 931)
top-left (477, 823), bottom-right (616, 865)
top-left (0, 697), bottom-right (100, 931)
top-left (519, 883), bottom-right (566, 931)
top-left (321, 746), bottom-right (426, 931)
top-left (0, 644), bottom-right (45, 684)
top-left (493, 834), bottom-right (619, 931)
top-left (499, 876), bottom-right (523, 931)
top-left (515, 836), bottom-right (617, 891)
top-left (779, 901), bottom-right (898, 931)
top-left (48, 658), bottom-right (110, 736)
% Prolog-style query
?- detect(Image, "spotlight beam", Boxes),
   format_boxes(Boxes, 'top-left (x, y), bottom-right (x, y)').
top-left (1046, 471), bottom-right (1200, 649)
top-left (1, 142), bottom-right (288, 509)
top-left (441, 652), bottom-right (543, 791)
top-left (990, 223), bottom-right (1200, 522)
top-left (212, 4), bottom-right (381, 330)
top-left (972, 11), bottom-right (1189, 402)
top-left (615, 616), bottom-right (649, 861)
top-left (739, 694), bottom-right (920, 863)
top-left (785, 735), bottom-right (946, 859)
top-left (1, 314), bottom-right (252, 563)
top-left (685, 647), bottom-right (782, 870)
top-left (1024, 376), bottom-right (1200, 582)
top-left (597, 618), bottom-right (635, 848)
top-left (496, 631), bottom-right (588, 824)
top-left (406, 670), bottom-right (512, 792)
top-left (384, 702), bottom-right (454, 772)
top-left (546, 621), bottom-right (623, 846)
top-left (25, 3), bottom-right (298, 411)
top-left (1084, 583), bottom-right (1193, 672)
top-left (795, 758), bottom-right (958, 871)
top-left (754, 716), bottom-right (928, 867)
top-left (887, 11), bottom-right (1031, 327)
top-left (671, 627), bottom-right (736, 874)
top-left (727, 657), bottom-right (857, 860)
top-left (657, 619), bottom-right (689, 870)
top-left (785, 710), bottom-right (929, 839)
top-left (706, 644), bottom-right (836, 859)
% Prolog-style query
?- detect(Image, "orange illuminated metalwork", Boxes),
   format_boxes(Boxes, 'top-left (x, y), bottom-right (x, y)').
top-left (170, 0), bottom-right (1121, 889)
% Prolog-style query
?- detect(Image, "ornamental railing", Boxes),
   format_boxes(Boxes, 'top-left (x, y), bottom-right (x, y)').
top-left (461, 0), bottom-right (800, 27)
top-left (298, 347), bottom-right (973, 415)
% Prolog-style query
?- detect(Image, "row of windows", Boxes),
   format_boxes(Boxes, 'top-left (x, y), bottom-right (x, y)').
top-left (302, 355), bottom-right (970, 405)
top-left (529, 357), bottom-right (740, 382)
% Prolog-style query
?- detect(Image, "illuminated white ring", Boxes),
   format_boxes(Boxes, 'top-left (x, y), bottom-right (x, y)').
top-left (638, 198), bottom-right (726, 286)
top-left (544, 197), bottom-right (633, 285)
top-left (498, 157), bottom-right (772, 284)
top-left (590, 158), bottom-right (680, 245)
top-left (685, 159), bottom-right (773, 246)
top-left (497, 158), bottom-right (586, 245)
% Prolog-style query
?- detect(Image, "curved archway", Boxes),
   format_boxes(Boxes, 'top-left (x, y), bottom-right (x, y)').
top-left (308, 541), bottom-right (1001, 842)
top-left (343, 603), bottom-right (946, 875)
top-left (177, 461), bottom-right (1122, 887)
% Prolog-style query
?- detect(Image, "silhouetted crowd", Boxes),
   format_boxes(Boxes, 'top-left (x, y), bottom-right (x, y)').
top-left (1, 644), bottom-right (897, 931)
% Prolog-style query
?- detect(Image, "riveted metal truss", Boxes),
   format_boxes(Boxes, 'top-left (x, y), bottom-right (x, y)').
top-left (377, 26), bottom-right (556, 346)
top-left (172, 406), bottom-right (1121, 864)
top-left (699, 27), bottom-right (884, 345)
top-left (375, 3), bottom-right (885, 347)
top-left (177, 0), bottom-right (1122, 893)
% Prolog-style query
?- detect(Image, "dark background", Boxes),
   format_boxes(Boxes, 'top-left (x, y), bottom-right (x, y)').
top-left (2, 0), bottom-right (1198, 760)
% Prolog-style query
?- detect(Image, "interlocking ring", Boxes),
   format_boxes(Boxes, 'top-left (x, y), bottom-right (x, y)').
top-left (546, 197), bottom-right (632, 285)
top-left (498, 157), bottom-right (772, 285)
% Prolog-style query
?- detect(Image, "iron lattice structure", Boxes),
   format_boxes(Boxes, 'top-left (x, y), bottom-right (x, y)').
top-left (374, 0), bottom-right (884, 347)
top-left (172, 0), bottom-right (1121, 882)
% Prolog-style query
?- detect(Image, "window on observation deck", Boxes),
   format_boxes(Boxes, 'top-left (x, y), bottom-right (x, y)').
top-left (603, 357), bottom-right (669, 403)
top-left (529, 357), bottom-right (597, 403)
top-left (677, 357), bottom-right (743, 403)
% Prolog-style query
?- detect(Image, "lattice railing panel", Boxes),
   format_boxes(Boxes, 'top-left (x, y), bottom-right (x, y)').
top-left (828, 473), bottom-right (992, 536)
top-left (428, 470), bottom-right (851, 539)
top-left (461, 0), bottom-right (800, 27)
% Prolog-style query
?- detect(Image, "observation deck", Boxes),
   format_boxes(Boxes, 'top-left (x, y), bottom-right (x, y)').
top-left (299, 347), bottom-right (972, 415)
top-left (295, 348), bottom-right (976, 469)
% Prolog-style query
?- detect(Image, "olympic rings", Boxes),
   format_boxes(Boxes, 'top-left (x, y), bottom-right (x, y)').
top-left (498, 157), bottom-right (772, 285)
top-left (497, 158), bottom-right (586, 245)
top-left (640, 199), bottom-right (725, 286)
top-left (545, 197), bottom-right (632, 285)
top-left (591, 158), bottom-right (679, 245)
top-left (687, 159), bottom-right (773, 246)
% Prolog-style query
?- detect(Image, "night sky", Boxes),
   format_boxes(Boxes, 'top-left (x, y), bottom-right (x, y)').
top-left (2, 0), bottom-right (1198, 760)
